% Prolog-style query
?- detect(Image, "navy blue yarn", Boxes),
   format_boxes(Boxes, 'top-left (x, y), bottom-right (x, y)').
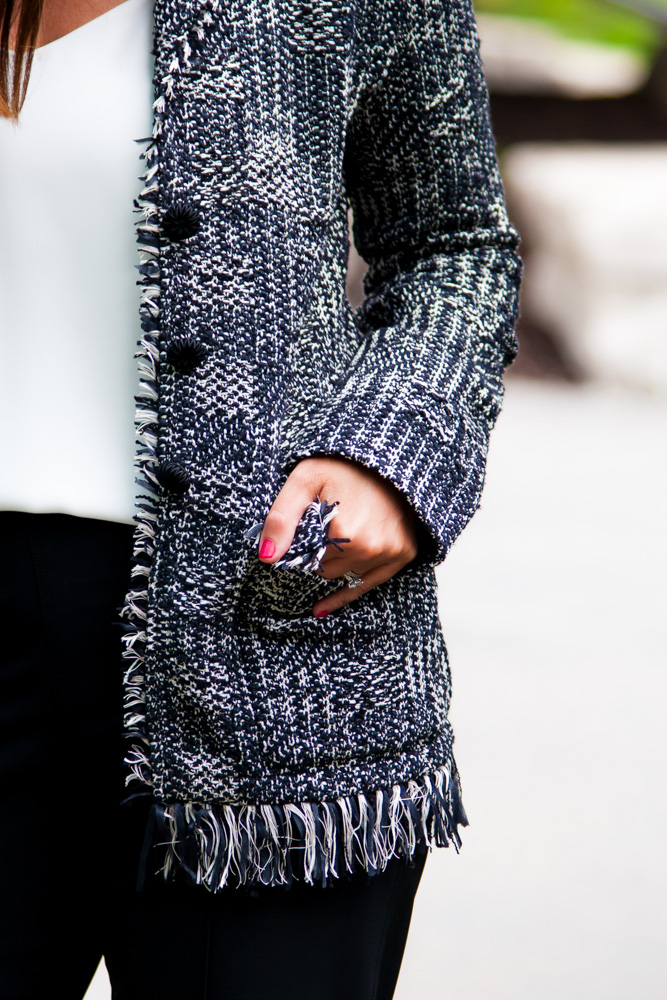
top-left (119, 0), bottom-right (522, 889)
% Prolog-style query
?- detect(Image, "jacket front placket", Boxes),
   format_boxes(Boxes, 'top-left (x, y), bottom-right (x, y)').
top-left (120, 0), bottom-right (262, 799)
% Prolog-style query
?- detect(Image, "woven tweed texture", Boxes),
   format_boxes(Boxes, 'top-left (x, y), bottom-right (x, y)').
top-left (120, 0), bottom-right (522, 889)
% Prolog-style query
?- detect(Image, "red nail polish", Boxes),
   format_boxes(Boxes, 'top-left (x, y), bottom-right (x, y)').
top-left (315, 609), bottom-right (329, 618)
top-left (259, 538), bottom-right (275, 559)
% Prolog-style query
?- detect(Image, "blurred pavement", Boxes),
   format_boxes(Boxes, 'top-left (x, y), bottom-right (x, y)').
top-left (85, 377), bottom-right (667, 1000)
top-left (396, 377), bottom-right (667, 1000)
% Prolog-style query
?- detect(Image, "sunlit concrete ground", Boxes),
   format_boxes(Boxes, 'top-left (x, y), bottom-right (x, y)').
top-left (85, 377), bottom-right (667, 1000)
top-left (396, 377), bottom-right (667, 1000)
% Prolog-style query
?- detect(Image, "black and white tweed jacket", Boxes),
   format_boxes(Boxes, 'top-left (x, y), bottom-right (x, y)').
top-left (122, 0), bottom-right (521, 889)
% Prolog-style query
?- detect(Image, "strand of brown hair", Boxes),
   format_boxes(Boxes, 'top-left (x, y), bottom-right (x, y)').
top-left (0, 0), bottom-right (44, 120)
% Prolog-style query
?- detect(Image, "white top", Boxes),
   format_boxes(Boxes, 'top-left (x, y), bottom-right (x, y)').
top-left (0, 0), bottom-right (155, 524)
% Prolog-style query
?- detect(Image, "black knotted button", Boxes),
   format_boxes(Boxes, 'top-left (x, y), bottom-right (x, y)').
top-left (166, 336), bottom-right (208, 374)
top-left (161, 201), bottom-right (200, 242)
top-left (155, 460), bottom-right (191, 495)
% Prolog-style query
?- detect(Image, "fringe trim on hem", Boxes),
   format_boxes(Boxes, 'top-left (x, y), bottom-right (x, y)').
top-left (138, 763), bottom-right (469, 891)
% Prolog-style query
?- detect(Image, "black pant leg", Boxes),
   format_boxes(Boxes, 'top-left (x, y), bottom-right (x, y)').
top-left (106, 799), bottom-right (427, 1000)
top-left (205, 851), bottom-right (428, 1000)
top-left (0, 510), bottom-right (428, 1000)
top-left (0, 512), bottom-right (135, 1000)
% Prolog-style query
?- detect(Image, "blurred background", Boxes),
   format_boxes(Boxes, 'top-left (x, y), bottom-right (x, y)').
top-left (347, 0), bottom-right (667, 391)
top-left (86, 2), bottom-right (667, 997)
top-left (394, 2), bottom-right (667, 998)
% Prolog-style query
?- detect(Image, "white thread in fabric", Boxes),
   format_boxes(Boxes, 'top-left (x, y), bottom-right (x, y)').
top-left (119, 0), bottom-right (521, 889)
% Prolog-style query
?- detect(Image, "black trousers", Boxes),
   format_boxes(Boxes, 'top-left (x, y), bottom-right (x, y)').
top-left (0, 511), bottom-right (427, 1000)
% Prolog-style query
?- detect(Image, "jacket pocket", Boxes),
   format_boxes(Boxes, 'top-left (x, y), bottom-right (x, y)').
top-left (239, 494), bottom-right (389, 636)
top-left (238, 557), bottom-right (342, 619)
top-left (241, 496), bottom-right (352, 618)
top-left (235, 574), bottom-right (386, 640)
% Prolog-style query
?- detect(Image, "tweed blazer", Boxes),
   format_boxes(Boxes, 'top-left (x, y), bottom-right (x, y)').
top-left (121, 0), bottom-right (521, 889)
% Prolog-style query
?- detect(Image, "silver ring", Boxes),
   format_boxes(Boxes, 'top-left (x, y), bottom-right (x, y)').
top-left (344, 571), bottom-right (364, 589)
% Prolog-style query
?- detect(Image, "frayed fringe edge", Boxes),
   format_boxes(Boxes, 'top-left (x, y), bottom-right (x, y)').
top-left (119, 130), bottom-right (161, 774)
top-left (119, 1), bottom-right (221, 788)
top-left (137, 763), bottom-right (468, 891)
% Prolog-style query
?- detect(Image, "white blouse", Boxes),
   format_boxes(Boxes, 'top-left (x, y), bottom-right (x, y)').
top-left (0, 0), bottom-right (155, 524)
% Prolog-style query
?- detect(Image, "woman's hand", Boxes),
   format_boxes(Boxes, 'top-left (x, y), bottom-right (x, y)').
top-left (257, 456), bottom-right (419, 617)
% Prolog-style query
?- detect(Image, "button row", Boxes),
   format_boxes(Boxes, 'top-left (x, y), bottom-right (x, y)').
top-left (161, 201), bottom-right (200, 242)
top-left (158, 203), bottom-right (203, 495)
top-left (155, 459), bottom-right (191, 496)
top-left (166, 335), bottom-right (208, 374)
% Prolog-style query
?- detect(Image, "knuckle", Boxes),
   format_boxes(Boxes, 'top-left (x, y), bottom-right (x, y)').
top-left (405, 542), bottom-right (418, 563)
top-left (356, 538), bottom-right (380, 561)
top-left (388, 534), bottom-right (416, 562)
top-left (264, 509), bottom-right (290, 532)
top-left (292, 470), bottom-right (316, 492)
top-left (384, 539), bottom-right (403, 560)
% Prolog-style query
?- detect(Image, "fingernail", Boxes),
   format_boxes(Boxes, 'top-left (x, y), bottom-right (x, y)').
top-left (315, 609), bottom-right (330, 618)
top-left (259, 539), bottom-right (275, 559)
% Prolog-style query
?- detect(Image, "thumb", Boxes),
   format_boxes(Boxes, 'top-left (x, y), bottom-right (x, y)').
top-left (258, 468), bottom-right (318, 563)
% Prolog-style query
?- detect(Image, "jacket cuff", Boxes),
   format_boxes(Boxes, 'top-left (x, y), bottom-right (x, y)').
top-left (279, 379), bottom-right (493, 569)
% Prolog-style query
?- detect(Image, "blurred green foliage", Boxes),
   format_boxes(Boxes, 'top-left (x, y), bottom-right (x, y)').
top-left (473, 0), bottom-right (663, 58)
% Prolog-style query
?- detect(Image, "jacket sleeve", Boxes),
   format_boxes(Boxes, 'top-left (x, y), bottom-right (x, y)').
top-left (283, 0), bottom-right (522, 568)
